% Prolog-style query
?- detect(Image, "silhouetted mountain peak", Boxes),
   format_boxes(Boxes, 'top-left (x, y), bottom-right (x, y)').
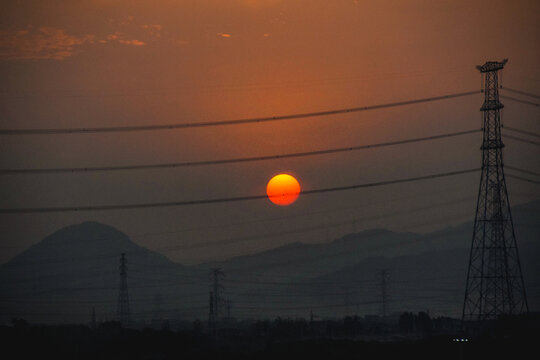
top-left (3, 221), bottom-right (148, 269)
top-left (40, 221), bottom-right (130, 245)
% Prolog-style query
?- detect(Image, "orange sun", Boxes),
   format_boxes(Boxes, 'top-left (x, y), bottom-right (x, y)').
top-left (266, 173), bottom-right (301, 206)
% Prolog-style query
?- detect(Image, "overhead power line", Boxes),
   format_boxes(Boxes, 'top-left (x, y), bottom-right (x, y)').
top-left (504, 134), bottom-right (540, 146)
top-left (506, 165), bottom-right (540, 178)
top-left (0, 168), bottom-right (479, 214)
top-left (507, 174), bottom-right (540, 185)
top-left (0, 129), bottom-right (480, 174)
top-left (501, 95), bottom-right (540, 107)
top-left (503, 126), bottom-right (540, 139)
top-left (501, 87), bottom-right (540, 100)
top-left (0, 90), bottom-right (480, 135)
top-left (2, 194), bottom-right (478, 269)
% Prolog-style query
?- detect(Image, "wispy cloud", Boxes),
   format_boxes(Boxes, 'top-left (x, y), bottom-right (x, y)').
top-left (0, 27), bottom-right (147, 61)
top-left (102, 31), bottom-right (146, 46)
top-left (118, 39), bottom-right (145, 46)
top-left (0, 27), bottom-right (94, 60)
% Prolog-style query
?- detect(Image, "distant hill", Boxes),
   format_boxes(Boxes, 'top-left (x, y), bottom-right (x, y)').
top-left (0, 222), bottom-right (204, 325)
top-left (202, 199), bottom-right (539, 281)
top-left (1, 200), bottom-right (538, 325)
top-left (302, 241), bottom-right (540, 318)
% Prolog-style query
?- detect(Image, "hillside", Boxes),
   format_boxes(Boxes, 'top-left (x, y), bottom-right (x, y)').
top-left (0, 222), bottom-right (202, 324)
top-left (1, 200), bottom-right (538, 324)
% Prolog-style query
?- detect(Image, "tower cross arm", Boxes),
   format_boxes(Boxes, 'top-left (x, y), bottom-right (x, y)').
top-left (476, 59), bottom-right (508, 73)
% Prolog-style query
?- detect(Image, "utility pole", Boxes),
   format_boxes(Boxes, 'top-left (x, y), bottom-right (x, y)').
top-left (380, 269), bottom-right (390, 318)
top-left (117, 253), bottom-right (130, 327)
top-left (462, 59), bottom-right (528, 322)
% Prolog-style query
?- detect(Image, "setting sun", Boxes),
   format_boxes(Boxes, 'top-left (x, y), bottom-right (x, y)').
top-left (266, 173), bottom-right (301, 206)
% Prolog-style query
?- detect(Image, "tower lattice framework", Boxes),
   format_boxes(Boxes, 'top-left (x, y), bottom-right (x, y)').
top-left (462, 59), bottom-right (528, 322)
top-left (208, 268), bottom-right (224, 333)
top-left (117, 253), bottom-right (131, 326)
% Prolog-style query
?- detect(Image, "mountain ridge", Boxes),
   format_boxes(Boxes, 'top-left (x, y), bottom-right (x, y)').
top-left (0, 200), bottom-right (538, 324)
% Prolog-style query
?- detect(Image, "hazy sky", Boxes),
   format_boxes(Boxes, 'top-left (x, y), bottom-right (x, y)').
top-left (1, 0), bottom-right (539, 264)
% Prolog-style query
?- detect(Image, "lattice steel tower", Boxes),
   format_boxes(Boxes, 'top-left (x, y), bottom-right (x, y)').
top-left (462, 59), bottom-right (528, 322)
top-left (117, 253), bottom-right (131, 326)
top-left (208, 268), bottom-right (224, 333)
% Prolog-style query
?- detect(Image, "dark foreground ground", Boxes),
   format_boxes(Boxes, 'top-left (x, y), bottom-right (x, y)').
top-left (3, 314), bottom-right (537, 359)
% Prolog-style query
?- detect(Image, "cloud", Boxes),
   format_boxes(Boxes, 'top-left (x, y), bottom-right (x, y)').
top-left (0, 27), bottom-right (148, 61)
top-left (102, 32), bottom-right (146, 46)
top-left (217, 33), bottom-right (232, 38)
top-left (0, 27), bottom-right (94, 60)
top-left (118, 39), bottom-right (145, 46)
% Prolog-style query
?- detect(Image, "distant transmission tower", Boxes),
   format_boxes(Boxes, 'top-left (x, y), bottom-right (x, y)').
top-left (117, 253), bottom-right (131, 326)
top-left (208, 268), bottom-right (225, 332)
top-left (380, 269), bottom-right (390, 317)
top-left (462, 59), bottom-right (528, 322)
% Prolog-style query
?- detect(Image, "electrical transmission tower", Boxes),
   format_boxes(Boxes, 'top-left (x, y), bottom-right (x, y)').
top-left (462, 59), bottom-right (528, 322)
top-left (208, 268), bottom-right (225, 333)
top-left (117, 253), bottom-right (131, 326)
top-left (380, 269), bottom-right (390, 318)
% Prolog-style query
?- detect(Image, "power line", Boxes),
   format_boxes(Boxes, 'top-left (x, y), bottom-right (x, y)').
top-left (501, 86), bottom-right (540, 99)
top-left (463, 60), bottom-right (529, 322)
top-left (0, 129), bottom-right (480, 174)
top-left (1, 167), bottom-right (534, 267)
top-left (225, 294), bottom-right (452, 312)
top-left (507, 174), bottom-right (540, 185)
top-left (506, 165), bottom-right (540, 178)
top-left (503, 126), bottom-right (540, 138)
top-left (0, 177), bottom-right (483, 268)
top-left (504, 134), bottom-right (540, 146)
top-left (0, 90), bottom-right (480, 135)
top-left (501, 95), bottom-right (540, 107)
top-left (1, 186), bottom-right (535, 270)
top-left (0, 194), bottom-right (479, 270)
top-left (0, 168), bottom-right (479, 214)
top-left (5, 219), bottom-right (538, 288)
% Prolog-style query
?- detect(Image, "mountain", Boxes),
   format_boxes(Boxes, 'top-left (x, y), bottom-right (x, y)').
top-left (1, 200), bottom-right (538, 325)
top-left (202, 199), bottom-right (539, 280)
top-left (197, 229), bottom-right (420, 280)
top-left (302, 240), bottom-right (540, 319)
top-left (0, 222), bottom-right (206, 325)
top-left (199, 199), bottom-right (539, 318)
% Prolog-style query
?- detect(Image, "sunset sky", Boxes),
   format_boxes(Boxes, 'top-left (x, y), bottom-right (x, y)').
top-left (1, 0), bottom-right (539, 264)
